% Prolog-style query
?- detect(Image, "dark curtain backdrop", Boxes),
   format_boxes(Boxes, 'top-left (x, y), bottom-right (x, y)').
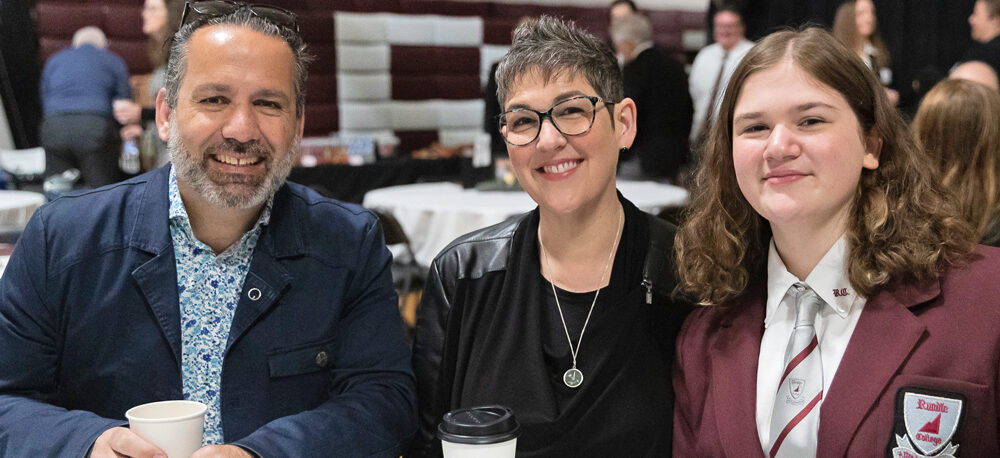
top-left (0, 0), bottom-right (42, 148)
top-left (709, 0), bottom-right (977, 114)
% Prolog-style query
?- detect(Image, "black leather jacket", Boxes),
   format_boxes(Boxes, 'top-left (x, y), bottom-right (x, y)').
top-left (410, 203), bottom-right (689, 457)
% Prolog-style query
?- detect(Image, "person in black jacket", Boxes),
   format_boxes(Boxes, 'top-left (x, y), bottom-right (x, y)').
top-left (963, 0), bottom-right (1000, 76)
top-left (611, 13), bottom-right (693, 183)
top-left (410, 15), bottom-right (691, 457)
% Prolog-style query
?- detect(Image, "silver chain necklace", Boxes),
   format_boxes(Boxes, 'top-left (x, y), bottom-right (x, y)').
top-left (538, 206), bottom-right (622, 388)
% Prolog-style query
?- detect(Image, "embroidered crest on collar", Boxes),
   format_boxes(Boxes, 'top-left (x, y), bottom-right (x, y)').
top-left (889, 387), bottom-right (966, 458)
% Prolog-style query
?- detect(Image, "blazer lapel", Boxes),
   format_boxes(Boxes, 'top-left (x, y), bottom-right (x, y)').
top-left (712, 286), bottom-right (768, 458)
top-left (817, 278), bottom-right (939, 456)
top-left (133, 250), bottom-right (182, 367)
top-left (225, 248), bottom-right (291, 353)
top-left (128, 166), bottom-right (183, 368)
top-left (224, 187), bottom-right (299, 353)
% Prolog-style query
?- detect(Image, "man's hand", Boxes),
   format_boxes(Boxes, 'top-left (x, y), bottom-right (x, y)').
top-left (90, 427), bottom-right (165, 458)
top-left (192, 445), bottom-right (253, 458)
top-left (113, 100), bottom-right (142, 125)
top-left (120, 124), bottom-right (144, 141)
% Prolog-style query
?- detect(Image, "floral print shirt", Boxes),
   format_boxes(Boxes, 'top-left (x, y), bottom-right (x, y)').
top-left (168, 168), bottom-right (272, 444)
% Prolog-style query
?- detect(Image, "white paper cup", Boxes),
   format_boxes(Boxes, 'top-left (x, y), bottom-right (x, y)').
top-left (438, 405), bottom-right (519, 458)
top-left (125, 400), bottom-right (206, 458)
top-left (441, 437), bottom-right (517, 458)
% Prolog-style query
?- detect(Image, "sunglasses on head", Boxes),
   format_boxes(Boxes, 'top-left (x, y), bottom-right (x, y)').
top-left (180, 1), bottom-right (298, 33)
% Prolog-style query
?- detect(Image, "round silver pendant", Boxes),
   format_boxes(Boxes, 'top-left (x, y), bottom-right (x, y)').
top-left (563, 367), bottom-right (584, 388)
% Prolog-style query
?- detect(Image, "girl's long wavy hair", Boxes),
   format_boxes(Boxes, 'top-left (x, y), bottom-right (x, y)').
top-left (832, 1), bottom-right (890, 72)
top-left (913, 78), bottom-right (1000, 244)
top-left (675, 27), bottom-right (974, 306)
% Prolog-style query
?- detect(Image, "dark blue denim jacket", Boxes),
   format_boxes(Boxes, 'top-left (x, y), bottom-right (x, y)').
top-left (0, 165), bottom-right (416, 457)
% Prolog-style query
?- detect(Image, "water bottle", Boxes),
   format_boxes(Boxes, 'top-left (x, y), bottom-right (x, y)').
top-left (120, 139), bottom-right (141, 174)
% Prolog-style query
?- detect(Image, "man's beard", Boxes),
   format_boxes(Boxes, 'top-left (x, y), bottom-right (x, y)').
top-left (168, 121), bottom-right (297, 209)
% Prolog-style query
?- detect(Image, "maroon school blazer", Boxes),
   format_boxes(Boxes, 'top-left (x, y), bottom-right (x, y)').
top-left (673, 246), bottom-right (1000, 457)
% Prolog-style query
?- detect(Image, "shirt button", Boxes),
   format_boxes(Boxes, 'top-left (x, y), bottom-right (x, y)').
top-left (315, 351), bottom-right (329, 368)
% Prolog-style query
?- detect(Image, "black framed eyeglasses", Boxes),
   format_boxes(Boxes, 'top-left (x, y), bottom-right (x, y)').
top-left (180, 1), bottom-right (299, 33)
top-left (498, 95), bottom-right (616, 146)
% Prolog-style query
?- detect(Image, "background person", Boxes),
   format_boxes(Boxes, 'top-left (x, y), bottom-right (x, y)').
top-left (832, 0), bottom-right (899, 105)
top-left (39, 26), bottom-right (131, 187)
top-left (689, 4), bottom-right (753, 147)
top-left (672, 27), bottom-right (999, 456)
top-left (950, 59), bottom-right (1000, 90)
top-left (412, 15), bottom-right (690, 457)
top-left (611, 13), bottom-right (693, 183)
top-left (115, 0), bottom-right (186, 171)
top-left (609, 0), bottom-right (638, 20)
top-left (0, 4), bottom-right (415, 457)
top-left (962, 0), bottom-right (1000, 76)
top-left (913, 78), bottom-right (1000, 245)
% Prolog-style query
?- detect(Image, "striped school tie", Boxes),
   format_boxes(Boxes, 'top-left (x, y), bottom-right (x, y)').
top-left (768, 282), bottom-right (825, 458)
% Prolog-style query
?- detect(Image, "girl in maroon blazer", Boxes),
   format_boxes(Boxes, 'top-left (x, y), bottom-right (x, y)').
top-left (673, 27), bottom-right (1000, 457)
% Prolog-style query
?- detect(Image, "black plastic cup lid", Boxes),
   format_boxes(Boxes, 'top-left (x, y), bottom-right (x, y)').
top-left (437, 405), bottom-right (520, 445)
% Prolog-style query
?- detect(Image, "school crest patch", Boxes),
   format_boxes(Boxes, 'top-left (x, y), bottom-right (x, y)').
top-left (888, 387), bottom-right (966, 458)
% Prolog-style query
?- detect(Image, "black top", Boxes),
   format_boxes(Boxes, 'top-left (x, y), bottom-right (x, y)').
top-left (411, 196), bottom-right (691, 457)
top-left (962, 35), bottom-right (1000, 77)
top-left (622, 46), bottom-right (693, 181)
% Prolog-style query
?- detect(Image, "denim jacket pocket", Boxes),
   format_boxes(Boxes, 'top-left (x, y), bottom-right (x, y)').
top-left (267, 339), bottom-right (336, 378)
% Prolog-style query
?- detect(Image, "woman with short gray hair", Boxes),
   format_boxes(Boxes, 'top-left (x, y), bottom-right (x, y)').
top-left (411, 16), bottom-right (691, 457)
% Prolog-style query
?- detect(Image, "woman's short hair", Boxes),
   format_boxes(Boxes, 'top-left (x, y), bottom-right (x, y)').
top-left (494, 15), bottom-right (623, 109)
top-left (675, 27), bottom-right (973, 306)
top-left (913, 78), bottom-right (1000, 244)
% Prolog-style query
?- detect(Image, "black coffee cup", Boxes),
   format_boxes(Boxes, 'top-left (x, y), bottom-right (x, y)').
top-left (437, 405), bottom-right (520, 457)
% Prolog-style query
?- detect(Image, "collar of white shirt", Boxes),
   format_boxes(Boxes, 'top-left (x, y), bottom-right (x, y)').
top-left (756, 235), bottom-right (868, 450)
top-left (764, 235), bottom-right (864, 327)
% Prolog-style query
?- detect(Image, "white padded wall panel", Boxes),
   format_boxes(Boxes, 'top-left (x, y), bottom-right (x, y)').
top-left (484, 0), bottom-right (702, 9)
top-left (433, 16), bottom-right (482, 46)
top-left (337, 44), bottom-right (391, 72)
top-left (438, 129), bottom-right (483, 146)
top-left (337, 74), bottom-right (391, 101)
top-left (335, 12), bottom-right (389, 43)
top-left (438, 100), bottom-right (484, 129)
top-left (339, 102), bottom-right (392, 130)
top-left (391, 100), bottom-right (441, 130)
top-left (332, 12), bottom-right (491, 139)
top-left (387, 15), bottom-right (436, 44)
top-left (479, 44), bottom-right (510, 86)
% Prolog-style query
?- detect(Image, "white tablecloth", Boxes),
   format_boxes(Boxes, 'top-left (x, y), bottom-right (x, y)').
top-left (0, 191), bottom-right (45, 229)
top-left (0, 191), bottom-right (43, 278)
top-left (363, 181), bottom-right (688, 266)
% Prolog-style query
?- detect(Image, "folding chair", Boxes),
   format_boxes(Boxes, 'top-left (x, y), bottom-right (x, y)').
top-left (371, 208), bottom-right (427, 335)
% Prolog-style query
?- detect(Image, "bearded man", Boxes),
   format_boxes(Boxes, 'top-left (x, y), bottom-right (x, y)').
top-left (0, 3), bottom-right (416, 457)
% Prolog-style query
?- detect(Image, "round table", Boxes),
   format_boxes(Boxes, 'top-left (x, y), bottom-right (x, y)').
top-left (0, 190), bottom-right (45, 230)
top-left (363, 181), bottom-right (688, 266)
top-left (0, 190), bottom-right (44, 278)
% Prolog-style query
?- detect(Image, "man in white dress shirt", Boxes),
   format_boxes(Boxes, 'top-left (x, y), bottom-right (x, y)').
top-left (688, 5), bottom-right (754, 146)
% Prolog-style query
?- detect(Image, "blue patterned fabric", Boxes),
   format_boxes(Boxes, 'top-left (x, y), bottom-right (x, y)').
top-left (168, 169), bottom-right (272, 444)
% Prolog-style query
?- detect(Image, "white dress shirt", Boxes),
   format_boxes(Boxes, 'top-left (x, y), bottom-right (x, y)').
top-left (688, 38), bottom-right (754, 144)
top-left (756, 236), bottom-right (867, 453)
